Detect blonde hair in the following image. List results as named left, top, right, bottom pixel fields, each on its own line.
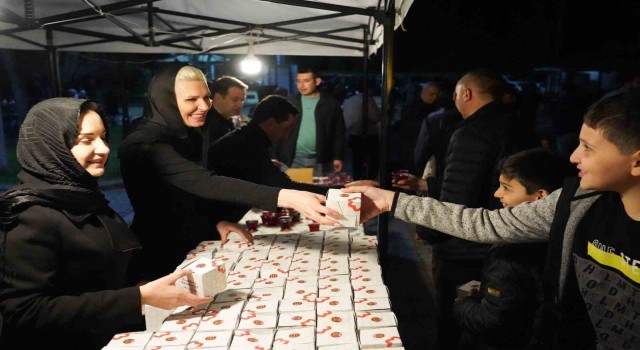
left=175, top=65, right=208, bottom=86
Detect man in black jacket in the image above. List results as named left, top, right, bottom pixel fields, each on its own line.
left=272, top=67, right=346, bottom=175
left=208, top=95, right=328, bottom=195
left=201, top=76, right=247, bottom=167
left=429, top=69, right=516, bottom=349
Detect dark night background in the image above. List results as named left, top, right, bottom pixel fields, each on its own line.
left=393, top=0, right=640, bottom=72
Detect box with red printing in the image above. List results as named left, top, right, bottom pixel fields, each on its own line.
left=186, top=330, right=232, bottom=348
left=106, top=331, right=152, bottom=348
left=145, top=331, right=194, bottom=348
left=325, top=189, right=360, bottom=227
left=350, top=274, right=384, bottom=288
left=356, top=310, right=397, bottom=329
left=272, top=327, right=315, bottom=348
left=315, top=323, right=358, bottom=347
left=197, top=310, right=239, bottom=331
left=238, top=311, right=278, bottom=329
left=159, top=313, right=202, bottom=332
left=353, top=297, right=392, bottom=312
left=229, top=329, right=274, bottom=349
left=359, top=326, right=403, bottom=348
left=353, top=284, right=389, bottom=299
left=278, top=310, right=317, bottom=327
left=283, top=285, right=318, bottom=300
left=248, top=287, right=284, bottom=301
left=177, top=257, right=226, bottom=297
left=318, top=283, right=353, bottom=298
left=278, top=297, right=316, bottom=313
left=316, top=296, right=353, bottom=313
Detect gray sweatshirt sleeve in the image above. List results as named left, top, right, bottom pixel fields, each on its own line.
left=393, top=188, right=562, bottom=243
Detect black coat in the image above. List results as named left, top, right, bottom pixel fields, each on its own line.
left=429, top=101, right=513, bottom=259
left=453, top=242, right=547, bottom=350
left=0, top=205, right=144, bottom=349
left=273, top=92, right=346, bottom=166
left=119, top=64, right=281, bottom=281
left=201, top=107, right=235, bottom=167
left=208, top=122, right=329, bottom=195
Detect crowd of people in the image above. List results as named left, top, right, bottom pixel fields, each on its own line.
left=0, top=63, right=638, bottom=350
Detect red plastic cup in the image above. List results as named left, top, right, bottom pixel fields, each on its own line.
left=261, top=210, right=272, bottom=225
left=391, top=169, right=409, bottom=182
left=308, top=222, right=320, bottom=232
left=279, top=216, right=292, bottom=231
left=246, top=219, right=259, bottom=233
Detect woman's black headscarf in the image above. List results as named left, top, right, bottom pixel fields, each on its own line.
left=120, top=63, right=203, bottom=157
left=0, top=97, right=109, bottom=223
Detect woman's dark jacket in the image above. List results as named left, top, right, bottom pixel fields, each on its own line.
left=118, top=64, right=281, bottom=281
left=0, top=98, right=144, bottom=349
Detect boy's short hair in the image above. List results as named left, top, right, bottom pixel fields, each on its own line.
left=250, top=95, right=299, bottom=124
left=499, top=148, right=574, bottom=194
left=584, top=90, right=640, bottom=154
left=210, top=76, right=248, bottom=97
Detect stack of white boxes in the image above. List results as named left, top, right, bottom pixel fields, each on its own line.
left=105, top=214, right=404, bottom=349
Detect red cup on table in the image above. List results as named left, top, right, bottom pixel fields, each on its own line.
left=279, top=216, right=292, bottom=231
left=308, top=222, right=320, bottom=232
left=391, top=169, right=410, bottom=182
left=245, top=219, right=259, bottom=233
left=261, top=210, right=272, bottom=225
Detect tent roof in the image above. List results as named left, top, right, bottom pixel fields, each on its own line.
left=0, top=0, right=413, bottom=56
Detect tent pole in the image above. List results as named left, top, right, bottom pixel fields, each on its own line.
left=119, top=57, right=130, bottom=135
left=361, top=27, right=369, bottom=161
left=378, top=0, right=395, bottom=269
left=46, top=29, right=61, bottom=97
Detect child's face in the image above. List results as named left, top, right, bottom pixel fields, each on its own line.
left=494, top=175, right=539, bottom=207
left=570, top=124, right=636, bottom=192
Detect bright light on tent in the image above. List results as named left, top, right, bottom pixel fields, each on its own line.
left=240, top=53, right=262, bottom=75
left=240, top=32, right=262, bottom=75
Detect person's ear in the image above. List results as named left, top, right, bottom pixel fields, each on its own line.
left=537, top=189, right=551, bottom=200
left=630, top=150, right=640, bottom=177
left=463, top=87, right=472, bottom=102
left=315, top=77, right=322, bottom=87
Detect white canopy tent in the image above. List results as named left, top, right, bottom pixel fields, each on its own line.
left=0, top=0, right=413, bottom=56
left=0, top=0, right=416, bottom=262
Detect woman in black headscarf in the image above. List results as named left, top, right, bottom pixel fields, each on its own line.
left=0, top=98, right=212, bottom=350
left=119, top=64, right=338, bottom=282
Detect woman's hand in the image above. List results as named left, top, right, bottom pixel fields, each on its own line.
left=139, top=269, right=213, bottom=310
left=341, top=186, right=395, bottom=223
left=277, top=189, right=340, bottom=225
left=216, top=220, right=253, bottom=246
left=392, top=173, right=427, bottom=192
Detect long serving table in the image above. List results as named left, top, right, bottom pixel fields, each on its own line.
left=104, top=209, right=404, bottom=349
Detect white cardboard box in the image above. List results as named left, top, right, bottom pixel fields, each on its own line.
left=105, top=331, right=152, bottom=348
left=356, top=310, right=398, bottom=329
left=229, top=329, right=275, bottom=349
left=144, top=305, right=176, bottom=332
left=272, top=327, right=315, bottom=348
left=353, top=297, right=392, bottom=312
left=145, top=331, right=194, bottom=347
left=457, top=280, right=481, bottom=298
left=177, top=257, right=227, bottom=297
left=186, top=330, right=233, bottom=348
left=277, top=310, right=317, bottom=327
left=325, top=189, right=361, bottom=227
left=359, top=326, right=403, bottom=348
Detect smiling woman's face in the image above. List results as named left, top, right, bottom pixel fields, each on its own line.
left=71, top=110, right=109, bottom=177
left=175, top=80, right=212, bottom=128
